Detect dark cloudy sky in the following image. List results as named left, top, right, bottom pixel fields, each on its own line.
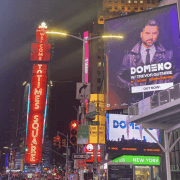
left=0, top=0, right=100, bottom=141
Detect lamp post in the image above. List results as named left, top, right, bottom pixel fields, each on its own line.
left=47, top=31, right=124, bottom=180
left=56, top=131, right=74, bottom=180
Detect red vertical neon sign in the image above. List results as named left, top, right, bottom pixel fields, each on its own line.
left=25, top=64, right=47, bottom=163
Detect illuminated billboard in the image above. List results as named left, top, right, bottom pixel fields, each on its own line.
left=106, top=114, right=161, bottom=155
left=25, top=64, right=47, bottom=164
left=30, top=25, right=51, bottom=62
left=104, top=4, right=180, bottom=109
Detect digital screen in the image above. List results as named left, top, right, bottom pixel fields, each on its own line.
left=104, top=4, right=180, bottom=109
left=106, top=114, right=161, bottom=155
left=107, top=114, right=160, bottom=143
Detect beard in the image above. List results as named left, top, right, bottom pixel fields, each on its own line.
left=142, top=39, right=155, bottom=47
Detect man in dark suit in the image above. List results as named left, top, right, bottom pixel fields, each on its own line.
left=117, top=20, right=177, bottom=103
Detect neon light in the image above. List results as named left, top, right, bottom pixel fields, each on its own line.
left=25, top=64, right=47, bottom=164
left=106, top=113, right=109, bottom=141
left=42, top=85, right=49, bottom=143
left=26, top=83, right=31, bottom=137
left=84, top=31, right=89, bottom=104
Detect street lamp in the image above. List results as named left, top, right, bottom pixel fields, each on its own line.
left=47, top=31, right=124, bottom=180
left=3, top=147, right=9, bottom=149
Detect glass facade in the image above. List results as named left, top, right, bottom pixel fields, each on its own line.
left=135, top=166, right=160, bottom=180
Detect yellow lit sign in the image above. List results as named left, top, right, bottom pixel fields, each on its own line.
left=89, top=94, right=105, bottom=144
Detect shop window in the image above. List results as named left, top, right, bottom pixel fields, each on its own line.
left=140, top=7, right=143, bottom=10
left=122, top=6, right=125, bottom=10
left=135, top=166, right=151, bottom=180
left=134, top=7, right=138, bottom=10
left=97, top=62, right=102, bottom=67
left=115, top=0, right=118, bottom=3
left=115, top=6, right=118, bottom=10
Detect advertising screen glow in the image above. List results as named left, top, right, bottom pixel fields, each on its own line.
left=104, top=4, right=180, bottom=109
left=107, top=114, right=160, bottom=143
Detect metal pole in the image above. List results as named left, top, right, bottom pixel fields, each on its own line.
left=65, top=134, right=69, bottom=180
left=164, top=130, right=171, bottom=180
left=79, top=37, right=85, bottom=180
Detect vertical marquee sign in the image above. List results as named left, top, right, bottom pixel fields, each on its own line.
left=25, top=22, right=50, bottom=164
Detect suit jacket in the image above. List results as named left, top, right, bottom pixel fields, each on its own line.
left=116, top=41, right=176, bottom=103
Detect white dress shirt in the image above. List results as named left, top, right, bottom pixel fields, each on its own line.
left=140, top=44, right=156, bottom=64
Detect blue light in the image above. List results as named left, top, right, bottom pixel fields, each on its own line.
left=42, top=85, right=49, bottom=143
left=106, top=113, right=109, bottom=141
left=26, top=83, right=31, bottom=137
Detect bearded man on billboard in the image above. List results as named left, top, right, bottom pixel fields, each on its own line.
left=116, top=20, right=178, bottom=103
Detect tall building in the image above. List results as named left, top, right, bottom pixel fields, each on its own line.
left=98, top=0, right=159, bottom=25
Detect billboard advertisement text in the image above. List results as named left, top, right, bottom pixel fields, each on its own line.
left=104, top=4, right=180, bottom=109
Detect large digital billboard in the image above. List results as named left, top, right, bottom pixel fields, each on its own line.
left=106, top=114, right=161, bottom=155
left=104, top=4, right=180, bottom=109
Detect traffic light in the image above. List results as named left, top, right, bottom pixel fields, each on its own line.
left=53, top=136, right=61, bottom=149
left=70, top=120, right=78, bottom=145
left=62, top=139, right=66, bottom=147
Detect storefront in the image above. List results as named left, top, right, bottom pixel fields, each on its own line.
left=112, top=155, right=161, bottom=180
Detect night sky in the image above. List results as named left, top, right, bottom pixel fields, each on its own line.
left=0, top=0, right=99, bottom=143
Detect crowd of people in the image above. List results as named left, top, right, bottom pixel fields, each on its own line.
left=0, top=174, right=64, bottom=180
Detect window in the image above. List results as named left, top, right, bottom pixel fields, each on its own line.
left=97, top=70, right=101, bottom=76
left=115, top=6, right=118, bottom=9
left=97, top=86, right=101, bottom=92
left=140, top=7, right=144, bottom=10
left=98, top=46, right=102, bottom=52
left=122, top=6, right=125, bottom=10
left=97, top=78, right=101, bottom=83
left=147, top=0, right=150, bottom=3
left=100, top=18, right=104, bottom=21
left=97, top=55, right=101, bottom=59
left=121, top=0, right=125, bottom=3
left=109, top=5, right=112, bottom=9
left=152, top=0, right=155, bottom=3
left=97, top=62, right=101, bottom=67
left=134, top=0, right=137, bottom=3
left=108, top=0, right=112, bottom=2
left=134, top=7, right=138, bottom=10
left=128, top=7, right=131, bottom=10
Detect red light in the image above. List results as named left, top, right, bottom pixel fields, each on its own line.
left=72, top=123, right=77, bottom=128
left=70, top=120, right=78, bottom=129
left=25, top=63, right=47, bottom=164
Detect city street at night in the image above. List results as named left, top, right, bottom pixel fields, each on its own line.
left=0, top=0, right=180, bottom=180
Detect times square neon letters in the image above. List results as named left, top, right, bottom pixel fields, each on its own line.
left=25, top=64, right=47, bottom=163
